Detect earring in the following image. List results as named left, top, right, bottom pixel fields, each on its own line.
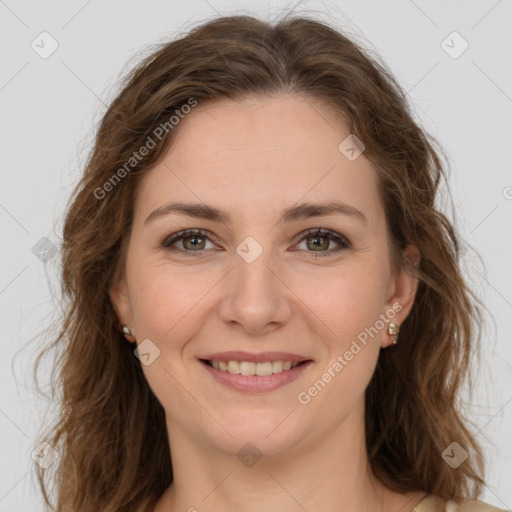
left=122, top=324, right=136, bottom=342
left=388, top=322, right=400, bottom=345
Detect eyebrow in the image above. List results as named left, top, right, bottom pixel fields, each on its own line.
left=144, top=200, right=368, bottom=226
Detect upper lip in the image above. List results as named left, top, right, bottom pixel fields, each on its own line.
left=200, top=351, right=312, bottom=363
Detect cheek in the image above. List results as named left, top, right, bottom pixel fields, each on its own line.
left=126, top=263, right=207, bottom=410
left=295, top=269, right=386, bottom=413
left=292, top=261, right=389, bottom=341
left=128, top=259, right=219, bottom=342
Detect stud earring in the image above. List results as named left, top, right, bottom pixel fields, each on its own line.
left=121, top=324, right=136, bottom=342
left=388, top=322, right=400, bottom=345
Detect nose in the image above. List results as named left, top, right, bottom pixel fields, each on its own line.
left=218, top=247, right=293, bottom=336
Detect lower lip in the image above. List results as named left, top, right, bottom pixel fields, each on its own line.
left=199, top=360, right=313, bottom=393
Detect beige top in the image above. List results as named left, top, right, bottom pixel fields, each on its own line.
left=143, top=494, right=509, bottom=512
left=412, top=495, right=509, bottom=512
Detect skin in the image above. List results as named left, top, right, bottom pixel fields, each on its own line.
left=110, top=94, right=425, bottom=512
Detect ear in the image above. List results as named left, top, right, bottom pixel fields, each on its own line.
left=109, top=275, right=135, bottom=340
left=382, top=244, right=421, bottom=347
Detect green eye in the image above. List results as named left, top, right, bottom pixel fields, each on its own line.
left=162, top=229, right=212, bottom=256
left=294, top=228, right=351, bottom=258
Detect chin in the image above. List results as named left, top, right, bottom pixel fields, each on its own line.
left=198, top=408, right=311, bottom=459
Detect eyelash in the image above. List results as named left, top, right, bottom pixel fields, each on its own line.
left=161, top=228, right=351, bottom=259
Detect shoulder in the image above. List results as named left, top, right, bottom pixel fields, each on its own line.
left=413, top=495, right=510, bottom=512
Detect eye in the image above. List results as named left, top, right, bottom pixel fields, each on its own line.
left=161, top=227, right=351, bottom=258
left=293, top=228, right=351, bottom=258
left=161, top=229, right=216, bottom=257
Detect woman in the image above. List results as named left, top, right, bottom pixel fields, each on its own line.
left=33, top=13, right=507, bottom=512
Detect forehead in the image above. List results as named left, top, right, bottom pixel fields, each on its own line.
left=134, top=94, right=383, bottom=227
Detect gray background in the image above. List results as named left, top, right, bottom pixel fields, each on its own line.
left=1, top=0, right=511, bottom=510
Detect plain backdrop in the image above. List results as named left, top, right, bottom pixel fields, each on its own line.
left=1, top=0, right=511, bottom=510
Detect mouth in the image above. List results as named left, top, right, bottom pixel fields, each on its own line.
left=198, top=357, right=314, bottom=393
left=199, top=358, right=311, bottom=376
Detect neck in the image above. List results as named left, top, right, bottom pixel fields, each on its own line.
left=154, top=401, right=427, bottom=512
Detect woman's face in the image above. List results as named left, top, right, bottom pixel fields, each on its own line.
left=110, top=94, right=419, bottom=459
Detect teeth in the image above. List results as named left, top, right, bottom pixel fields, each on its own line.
left=227, top=361, right=239, bottom=374
left=256, top=362, right=273, bottom=376
left=272, top=361, right=283, bottom=373
left=240, top=361, right=256, bottom=375
left=208, top=360, right=302, bottom=376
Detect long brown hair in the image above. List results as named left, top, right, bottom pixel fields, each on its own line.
left=33, top=12, right=487, bottom=511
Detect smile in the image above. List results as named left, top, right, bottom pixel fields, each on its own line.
left=199, top=358, right=313, bottom=393
left=203, top=359, right=305, bottom=376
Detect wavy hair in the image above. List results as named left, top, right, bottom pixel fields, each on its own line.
left=33, top=13, right=487, bottom=511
